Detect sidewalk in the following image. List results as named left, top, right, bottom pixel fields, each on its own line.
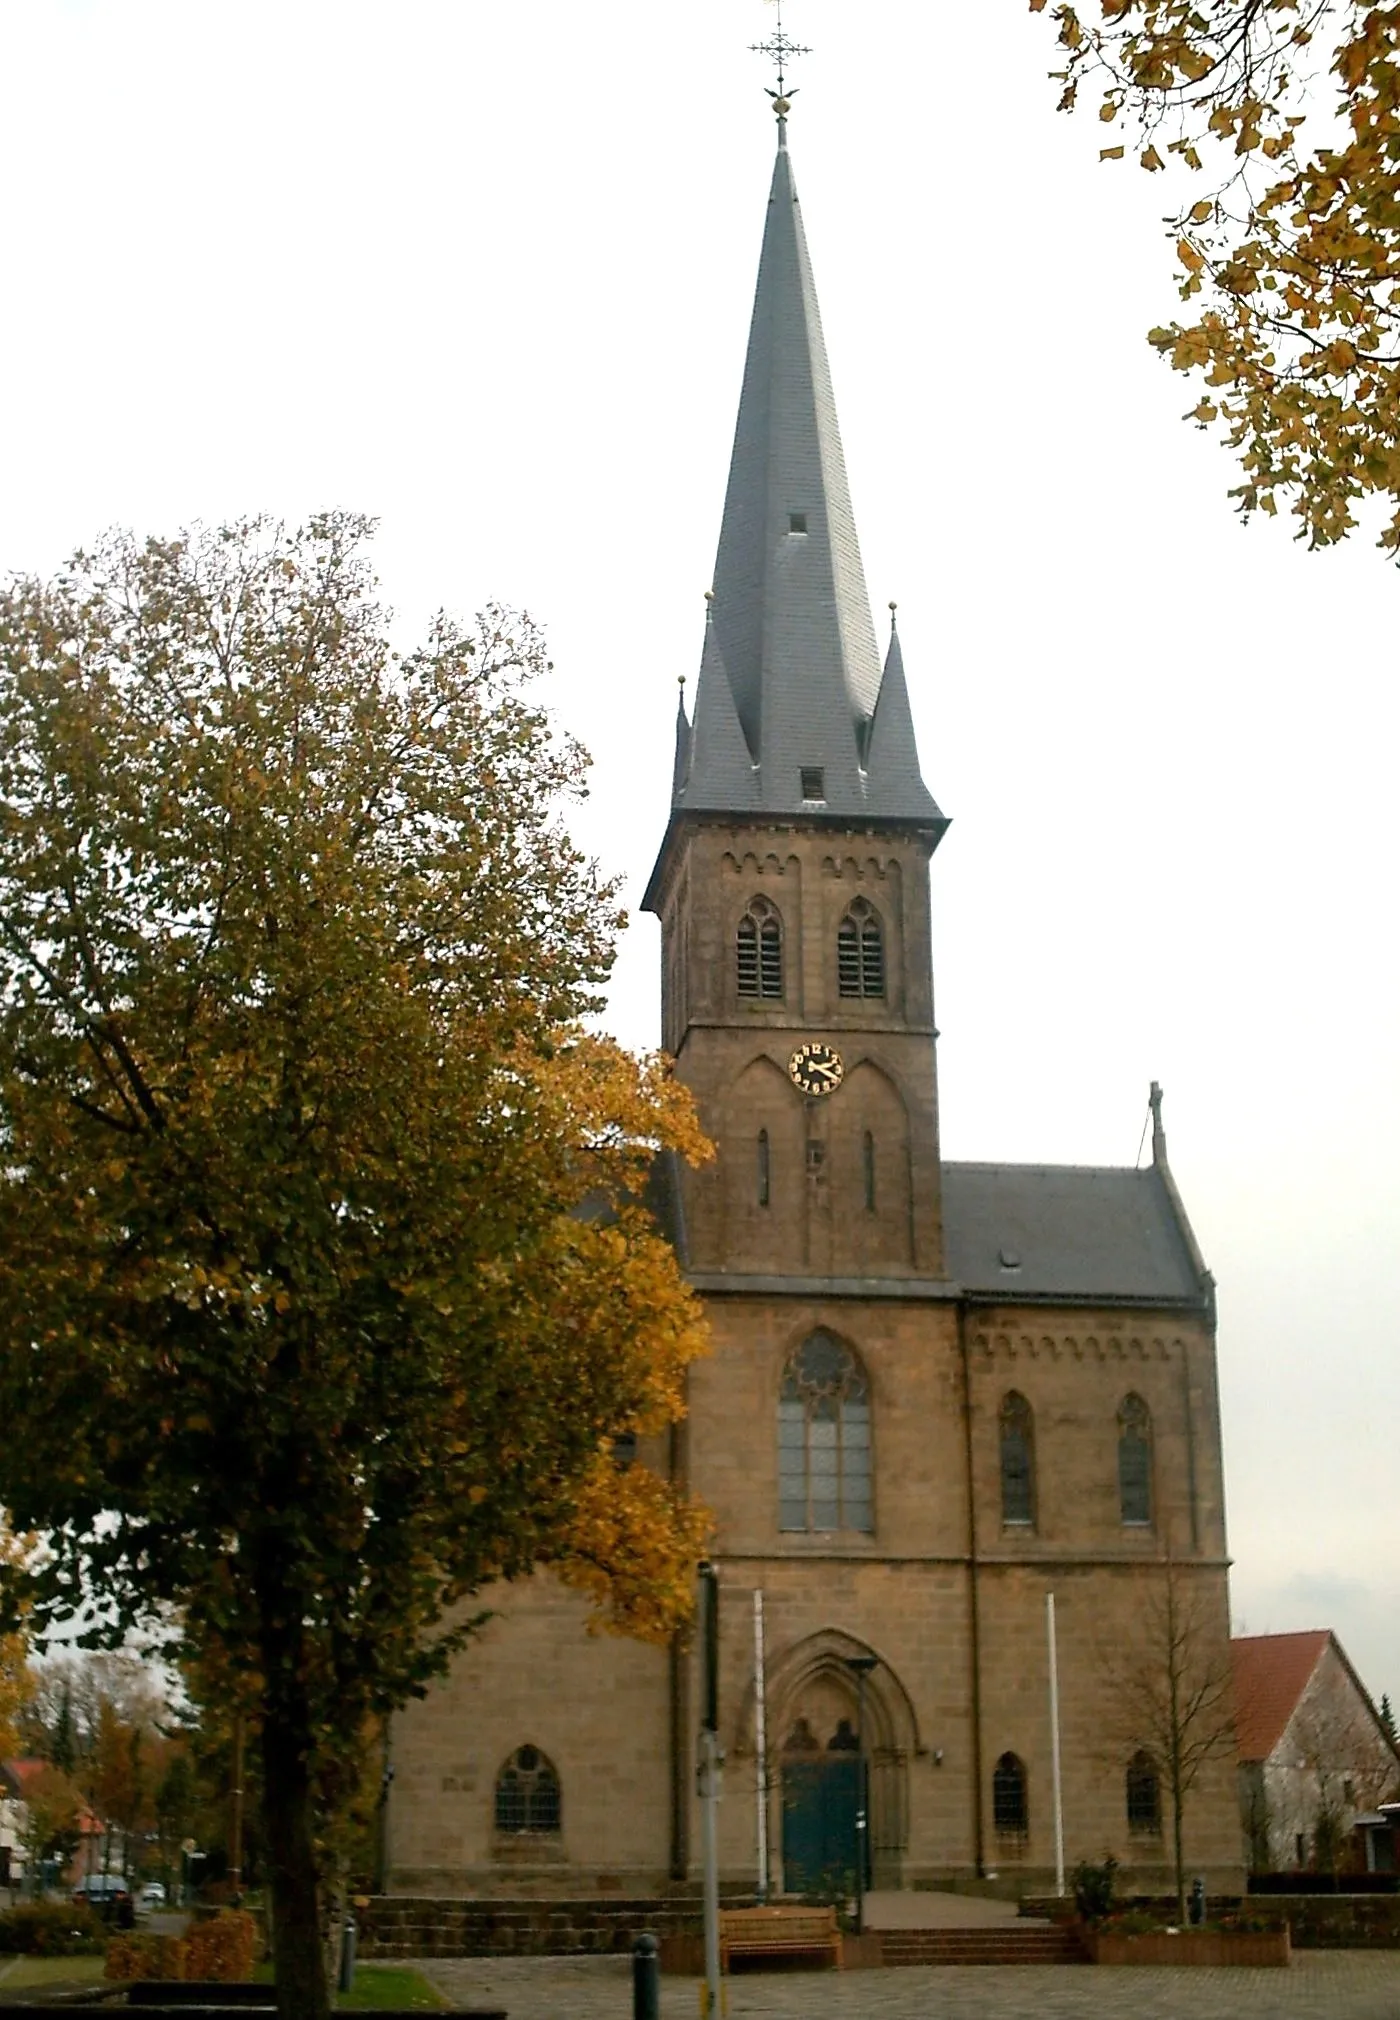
left=420, top=1948, right=1400, bottom=2020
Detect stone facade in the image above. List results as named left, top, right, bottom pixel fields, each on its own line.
left=387, top=820, right=1243, bottom=1897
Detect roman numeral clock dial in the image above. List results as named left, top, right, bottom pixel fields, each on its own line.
left=788, top=1042, right=844, bottom=1097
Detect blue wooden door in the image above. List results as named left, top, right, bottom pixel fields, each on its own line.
left=781, top=1756, right=860, bottom=1895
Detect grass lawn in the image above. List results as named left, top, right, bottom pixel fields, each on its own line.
left=0, top=1953, right=107, bottom=1989
left=335, top=1964, right=445, bottom=2009
left=250, top=1959, right=444, bottom=2010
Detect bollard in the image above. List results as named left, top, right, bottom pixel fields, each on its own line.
left=338, top=1913, right=357, bottom=1993
left=632, top=1930, right=660, bottom=2020
left=1189, top=1876, right=1206, bottom=1927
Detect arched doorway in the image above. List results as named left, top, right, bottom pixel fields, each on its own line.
left=733, top=1631, right=918, bottom=1894
left=778, top=1697, right=864, bottom=1895
left=731, top=1624, right=917, bottom=1890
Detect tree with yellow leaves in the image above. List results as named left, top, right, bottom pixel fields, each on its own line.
left=1033, top=0, right=1400, bottom=552
left=0, top=517, right=710, bottom=2018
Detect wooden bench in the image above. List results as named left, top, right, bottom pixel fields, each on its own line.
left=718, top=1904, right=843, bottom=1971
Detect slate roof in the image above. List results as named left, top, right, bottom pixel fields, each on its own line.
left=940, top=1161, right=1208, bottom=1305
left=641, top=1153, right=1209, bottom=1308
left=671, top=130, right=943, bottom=828
left=1231, top=1632, right=1333, bottom=1763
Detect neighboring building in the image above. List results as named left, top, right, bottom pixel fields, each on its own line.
left=0, top=1757, right=106, bottom=1892
left=387, top=99, right=1243, bottom=1899
left=1233, top=1631, right=1400, bottom=1872
left=0, top=1759, right=26, bottom=1889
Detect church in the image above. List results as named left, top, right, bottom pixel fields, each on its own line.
left=387, top=91, right=1244, bottom=1902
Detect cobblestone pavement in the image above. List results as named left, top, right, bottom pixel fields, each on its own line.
left=420, top=1949, right=1400, bottom=2020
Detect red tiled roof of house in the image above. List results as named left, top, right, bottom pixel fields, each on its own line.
left=0, top=1757, right=48, bottom=1793
left=1232, top=1631, right=1330, bottom=1763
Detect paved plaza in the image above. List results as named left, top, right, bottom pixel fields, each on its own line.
left=421, top=1949, right=1400, bottom=2020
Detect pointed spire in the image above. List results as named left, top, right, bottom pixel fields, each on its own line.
left=671, top=676, right=691, bottom=799
left=701, top=136, right=877, bottom=816
left=865, top=603, right=946, bottom=823
left=661, top=127, right=942, bottom=841
left=676, top=597, right=758, bottom=811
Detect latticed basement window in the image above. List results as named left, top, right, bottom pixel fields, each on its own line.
left=1118, top=1394, right=1153, bottom=1527
left=494, top=1745, right=561, bottom=1834
left=999, top=1392, right=1035, bottom=1528
left=736, top=898, right=783, bottom=999
left=992, top=1752, right=1028, bottom=1837
left=837, top=897, right=884, bottom=998
left=778, top=1330, right=873, bottom=1534
left=1126, top=1751, right=1161, bottom=1835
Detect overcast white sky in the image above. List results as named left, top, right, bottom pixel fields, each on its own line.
left=2, top=2, right=1396, bottom=1725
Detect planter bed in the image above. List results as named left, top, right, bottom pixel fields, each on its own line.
left=1087, top=1926, right=1290, bottom=1967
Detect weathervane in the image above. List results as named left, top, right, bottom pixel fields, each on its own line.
left=750, top=0, right=810, bottom=114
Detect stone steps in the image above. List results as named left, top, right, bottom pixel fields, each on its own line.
left=877, top=1926, right=1085, bottom=1967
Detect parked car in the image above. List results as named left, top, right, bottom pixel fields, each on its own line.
left=72, top=1873, right=133, bottom=1921
left=138, top=1881, right=167, bottom=1908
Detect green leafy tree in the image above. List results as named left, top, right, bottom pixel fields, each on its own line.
left=1380, top=1693, right=1398, bottom=1751
left=0, top=516, right=710, bottom=2019
left=1033, top=0, right=1400, bottom=552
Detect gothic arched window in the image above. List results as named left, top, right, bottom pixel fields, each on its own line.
left=1126, top=1750, right=1161, bottom=1835
left=757, top=1129, right=771, bottom=1208
left=837, top=897, right=884, bottom=999
left=493, top=1745, right=561, bottom=1835
left=862, top=1130, right=876, bottom=1213
left=736, top=897, right=783, bottom=1000
left=999, top=1392, right=1036, bottom=1528
left=992, top=1752, right=1028, bottom=1837
left=1118, top=1394, right=1153, bottom=1527
left=778, top=1330, right=873, bottom=1534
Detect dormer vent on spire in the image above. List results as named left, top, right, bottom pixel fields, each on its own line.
left=669, top=133, right=945, bottom=829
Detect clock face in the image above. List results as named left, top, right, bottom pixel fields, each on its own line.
left=788, top=1042, right=845, bottom=1097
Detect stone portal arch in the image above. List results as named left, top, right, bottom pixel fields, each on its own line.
left=733, top=1627, right=918, bottom=1890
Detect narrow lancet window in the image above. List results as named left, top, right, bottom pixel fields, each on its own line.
left=1126, top=1752, right=1161, bottom=1834
left=736, top=897, right=783, bottom=999
left=999, top=1392, right=1035, bottom=1528
left=1118, top=1394, right=1153, bottom=1527
left=992, top=1752, right=1028, bottom=1837
left=757, top=1129, right=771, bottom=1208
left=837, top=896, right=884, bottom=999
left=862, top=1131, right=876, bottom=1212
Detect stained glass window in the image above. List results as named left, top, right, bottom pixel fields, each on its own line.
left=778, top=1331, right=873, bottom=1533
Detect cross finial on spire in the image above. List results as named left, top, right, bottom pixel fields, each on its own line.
left=1149, top=1080, right=1167, bottom=1165
left=750, top=0, right=810, bottom=131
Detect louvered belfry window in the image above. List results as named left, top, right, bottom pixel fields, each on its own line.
left=837, top=896, right=884, bottom=999
left=736, top=897, right=783, bottom=999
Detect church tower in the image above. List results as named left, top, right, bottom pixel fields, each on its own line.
left=643, top=111, right=949, bottom=1284
left=385, top=63, right=1241, bottom=1911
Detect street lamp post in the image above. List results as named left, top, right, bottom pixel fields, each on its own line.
left=843, top=1655, right=879, bottom=1937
